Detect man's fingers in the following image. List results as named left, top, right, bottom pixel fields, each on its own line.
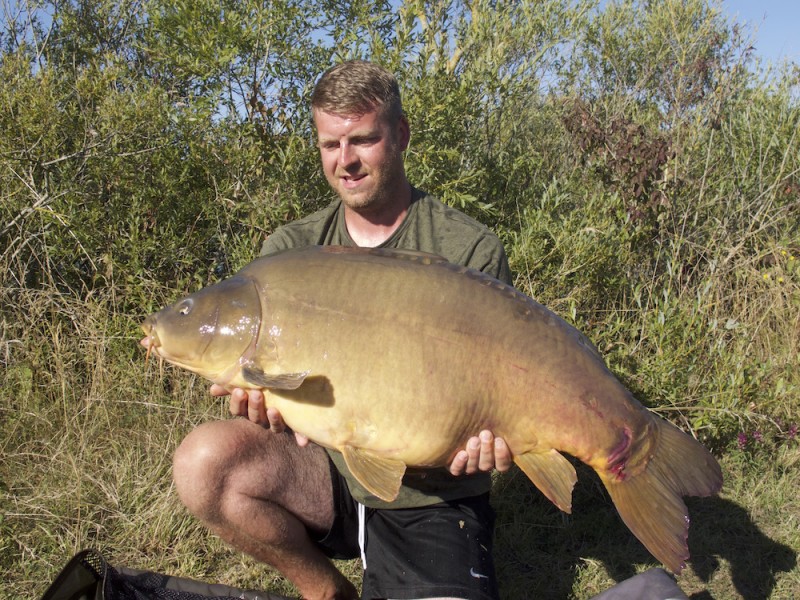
left=229, top=388, right=249, bottom=417
left=449, top=450, right=469, bottom=476
left=494, top=437, right=512, bottom=472
left=478, top=430, right=495, bottom=471
left=244, top=390, right=268, bottom=426
left=465, top=436, right=481, bottom=474
left=266, top=406, right=285, bottom=433
left=210, top=383, right=230, bottom=397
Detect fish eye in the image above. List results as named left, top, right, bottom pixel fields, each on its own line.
left=177, top=299, right=193, bottom=315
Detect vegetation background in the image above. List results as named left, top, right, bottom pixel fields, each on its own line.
left=1, top=0, right=797, bottom=597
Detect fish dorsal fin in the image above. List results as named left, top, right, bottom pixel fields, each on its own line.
left=365, top=247, right=448, bottom=265
left=341, top=445, right=406, bottom=503
left=320, top=245, right=447, bottom=265
left=515, top=449, right=577, bottom=513
left=242, top=367, right=309, bottom=390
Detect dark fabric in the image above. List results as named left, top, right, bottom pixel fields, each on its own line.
left=40, top=550, right=289, bottom=600
left=314, top=452, right=360, bottom=559
left=361, top=494, right=498, bottom=600
left=314, top=464, right=499, bottom=600
left=40, top=549, right=105, bottom=600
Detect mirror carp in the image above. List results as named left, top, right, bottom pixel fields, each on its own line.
left=141, top=245, right=722, bottom=574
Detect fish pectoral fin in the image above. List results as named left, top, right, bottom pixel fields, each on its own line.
left=515, top=449, right=577, bottom=514
left=341, top=445, right=406, bottom=503
left=242, top=367, right=310, bottom=390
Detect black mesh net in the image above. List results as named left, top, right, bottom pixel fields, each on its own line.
left=42, top=550, right=288, bottom=600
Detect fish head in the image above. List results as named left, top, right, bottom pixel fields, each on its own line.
left=140, top=275, right=261, bottom=384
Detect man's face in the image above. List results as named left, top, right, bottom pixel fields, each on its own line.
left=314, top=107, right=410, bottom=214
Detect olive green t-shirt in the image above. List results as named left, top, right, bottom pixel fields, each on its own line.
left=261, top=188, right=512, bottom=508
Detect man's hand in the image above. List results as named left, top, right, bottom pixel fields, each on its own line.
left=449, top=430, right=512, bottom=476
left=210, top=384, right=309, bottom=446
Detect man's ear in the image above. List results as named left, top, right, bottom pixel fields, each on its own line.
left=396, top=115, right=411, bottom=151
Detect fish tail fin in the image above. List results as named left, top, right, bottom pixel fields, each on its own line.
left=600, top=420, right=722, bottom=574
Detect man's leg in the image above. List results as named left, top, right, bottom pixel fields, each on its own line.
left=172, top=418, right=359, bottom=600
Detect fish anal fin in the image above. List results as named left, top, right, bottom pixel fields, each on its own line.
left=600, top=420, right=723, bottom=574
left=242, top=367, right=309, bottom=390
left=341, top=445, right=406, bottom=503
left=515, top=449, right=577, bottom=513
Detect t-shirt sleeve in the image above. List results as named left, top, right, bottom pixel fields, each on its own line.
left=260, top=229, right=294, bottom=257
left=460, top=233, right=513, bottom=286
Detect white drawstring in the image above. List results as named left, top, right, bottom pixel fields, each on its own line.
left=357, top=501, right=367, bottom=570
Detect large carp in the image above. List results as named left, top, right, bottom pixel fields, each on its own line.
left=141, top=245, right=721, bottom=574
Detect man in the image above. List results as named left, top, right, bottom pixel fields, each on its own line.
left=172, top=60, right=513, bottom=600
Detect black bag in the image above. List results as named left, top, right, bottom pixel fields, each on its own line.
left=40, top=549, right=291, bottom=600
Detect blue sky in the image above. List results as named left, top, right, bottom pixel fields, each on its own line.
left=722, top=0, right=799, bottom=64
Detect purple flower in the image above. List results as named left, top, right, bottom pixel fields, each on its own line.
left=737, top=432, right=747, bottom=449
left=788, top=424, right=798, bottom=440
left=753, top=430, right=764, bottom=444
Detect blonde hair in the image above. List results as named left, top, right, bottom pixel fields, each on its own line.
left=311, top=60, right=403, bottom=124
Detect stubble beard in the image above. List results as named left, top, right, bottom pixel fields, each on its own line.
left=336, top=159, right=406, bottom=217
left=339, top=179, right=392, bottom=214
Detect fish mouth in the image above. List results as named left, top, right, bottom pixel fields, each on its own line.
left=140, top=320, right=160, bottom=364
left=138, top=313, right=221, bottom=378
left=138, top=326, right=192, bottom=372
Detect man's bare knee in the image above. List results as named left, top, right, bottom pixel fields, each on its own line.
left=173, top=419, right=334, bottom=530
left=173, top=420, right=233, bottom=519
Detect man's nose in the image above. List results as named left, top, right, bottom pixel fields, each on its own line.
left=338, top=143, right=356, bottom=167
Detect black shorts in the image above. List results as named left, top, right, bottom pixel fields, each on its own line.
left=313, top=459, right=499, bottom=600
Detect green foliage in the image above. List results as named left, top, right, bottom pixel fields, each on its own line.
left=394, top=0, right=593, bottom=222
left=2, top=0, right=798, bottom=597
